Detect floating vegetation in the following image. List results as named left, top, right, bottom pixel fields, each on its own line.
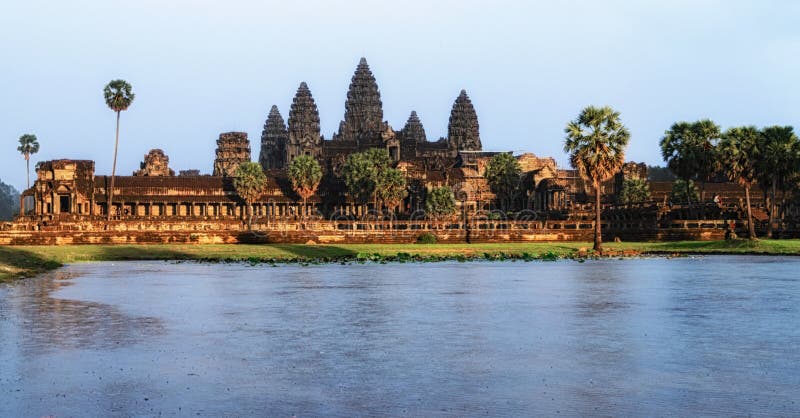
left=540, top=251, right=560, bottom=261
left=163, top=249, right=587, bottom=267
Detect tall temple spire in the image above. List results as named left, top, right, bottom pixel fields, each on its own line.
left=401, top=110, right=427, bottom=143
left=337, top=57, right=383, bottom=141
left=287, top=82, right=322, bottom=164
left=259, top=105, right=288, bottom=170
left=447, top=89, right=481, bottom=153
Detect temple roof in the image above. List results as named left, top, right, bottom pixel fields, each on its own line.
left=288, top=82, right=321, bottom=140
left=338, top=57, right=383, bottom=139
left=401, top=111, right=427, bottom=143
left=262, top=105, right=288, bottom=142
left=92, top=175, right=303, bottom=203
left=448, top=89, right=481, bottom=152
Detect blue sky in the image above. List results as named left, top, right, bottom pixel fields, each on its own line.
left=2, top=0, right=799, bottom=191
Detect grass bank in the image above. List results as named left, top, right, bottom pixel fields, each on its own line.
left=2, top=240, right=799, bottom=282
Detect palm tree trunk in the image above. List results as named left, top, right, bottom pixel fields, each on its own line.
left=107, top=111, right=121, bottom=221
left=768, top=175, right=777, bottom=238
left=700, top=180, right=706, bottom=220
left=745, top=184, right=756, bottom=240
left=25, top=154, right=30, bottom=190
left=594, top=180, right=603, bottom=254
left=686, top=179, right=693, bottom=219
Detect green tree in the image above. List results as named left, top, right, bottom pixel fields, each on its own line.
left=17, top=134, right=40, bottom=190
left=376, top=168, right=408, bottom=214
left=484, top=153, right=522, bottom=211
left=103, top=80, right=135, bottom=220
left=660, top=120, right=721, bottom=216
left=287, top=155, right=322, bottom=218
left=425, top=186, right=456, bottom=219
left=364, top=148, right=391, bottom=173
left=363, top=148, right=392, bottom=209
left=564, top=105, right=630, bottom=253
left=0, top=178, right=20, bottom=221
left=342, top=152, right=377, bottom=211
left=233, top=162, right=267, bottom=230
left=719, top=126, right=761, bottom=240
left=669, top=179, right=699, bottom=204
left=341, top=148, right=392, bottom=212
left=757, top=126, right=799, bottom=238
left=619, top=178, right=651, bottom=204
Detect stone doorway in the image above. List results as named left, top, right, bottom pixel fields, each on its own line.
left=58, top=195, right=71, bottom=213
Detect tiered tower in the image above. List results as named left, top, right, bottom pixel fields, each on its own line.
left=286, top=82, right=322, bottom=165
left=447, top=90, right=482, bottom=155
left=213, top=132, right=251, bottom=177
left=134, top=149, right=174, bottom=176
left=398, top=110, right=428, bottom=160
left=259, top=105, right=288, bottom=170
left=336, top=57, right=384, bottom=144
left=400, top=111, right=427, bottom=143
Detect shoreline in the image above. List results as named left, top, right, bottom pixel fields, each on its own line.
left=2, top=240, right=799, bottom=282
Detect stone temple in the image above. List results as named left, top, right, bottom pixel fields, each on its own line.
left=259, top=57, right=482, bottom=174
left=15, top=58, right=640, bottom=222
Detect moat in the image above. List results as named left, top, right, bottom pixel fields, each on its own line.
left=1, top=258, right=798, bottom=416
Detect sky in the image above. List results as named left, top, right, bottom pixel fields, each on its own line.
left=1, top=0, right=799, bottom=191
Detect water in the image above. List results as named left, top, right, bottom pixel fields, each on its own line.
left=1, top=257, right=798, bottom=417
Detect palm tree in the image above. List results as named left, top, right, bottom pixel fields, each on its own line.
left=342, top=151, right=378, bottom=214
left=484, top=153, right=522, bottom=211
left=564, top=105, right=630, bottom=253
left=376, top=168, right=408, bottom=218
left=233, top=162, right=268, bottom=230
left=619, top=178, right=651, bottom=204
left=287, top=155, right=323, bottom=218
left=364, top=148, right=392, bottom=210
left=660, top=119, right=720, bottom=217
left=719, top=126, right=761, bottom=240
left=691, top=119, right=722, bottom=217
left=17, top=134, right=39, bottom=189
left=425, top=186, right=456, bottom=220
left=103, top=80, right=135, bottom=220
left=757, top=126, right=798, bottom=238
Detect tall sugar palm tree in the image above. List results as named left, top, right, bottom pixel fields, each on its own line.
left=103, top=80, right=135, bottom=220
left=660, top=119, right=720, bottom=218
left=719, top=126, right=761, bottom=240
left=287, top=155, right=323, bottom=218
left=233, top=162, right=268, bottom=230
left=564, top=105, right=630, bottom=253
left=17, top=134, right=39, bottom=189
left=757, top=126, right=798, bottom=238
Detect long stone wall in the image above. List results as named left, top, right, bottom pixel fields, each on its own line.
left=2, top=219, right=795, bottom=245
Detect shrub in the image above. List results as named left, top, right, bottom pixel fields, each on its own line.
left=416, top=232, right=437, bottom=244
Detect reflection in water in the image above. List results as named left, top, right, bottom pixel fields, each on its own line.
left=9, top=271, right=164, bottom=355
left=0, top=257, right=799, bottom=416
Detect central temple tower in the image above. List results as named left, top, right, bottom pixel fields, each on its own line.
left=335, top=57, right=384, bottom=146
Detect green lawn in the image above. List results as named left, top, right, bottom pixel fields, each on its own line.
left=2, top=240, right=799, bottom=282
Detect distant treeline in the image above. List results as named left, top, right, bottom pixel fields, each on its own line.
left=0, top=179, right=20, bottom=221
left=647, top=165, right=676, bottom=182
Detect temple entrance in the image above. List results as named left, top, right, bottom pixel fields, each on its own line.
left=58, top=195, right=71, bottom=213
